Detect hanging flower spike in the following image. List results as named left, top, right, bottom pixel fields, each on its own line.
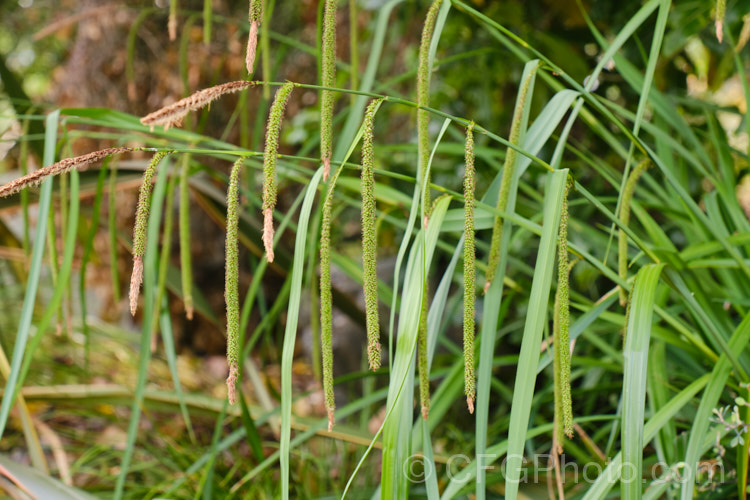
left=179, top=156, right=194, bottom=320
left=0, top=147, right=131, bottom=199
left=618, top=159, right=651, bottom=306
left=716, top=0, right=726, bottom=43
left=140, top=80, right=256, bottom=131
left=418, top=281, right=430, bottom=419
left=168, top=0, right=178, bottom=41
left=130, top=151, right=171, bottom=316
left=320, top=0, right=337, bottom=181
left=552, top=179, right=573, bottom=447
left=320, top=173, right=336, bottom=430
left=262, top=82, right=295, bottom=263
left=484, top=64, right=539, bottom=293
left=463, top=123, right=476, bottom=413
left=361, top=98, right=383, bottom=371
left=319, top=160, right=342, bottom=432
left=225, top=158, right=245, bottom=404
left=246, top=0, right=262, bottom=74
left=417, top=0, right=443, bottom=222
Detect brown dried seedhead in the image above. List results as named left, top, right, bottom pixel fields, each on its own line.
left=140, top=81, right=257, bottom=131
left=0, top=147, right=132, bottom=198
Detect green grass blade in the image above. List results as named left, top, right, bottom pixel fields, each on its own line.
left=238, top=392, right=264, bottom=462
left=679, top=312, right=750, bottom=499
left=442, top=373, right=710, bottom=499
left=421, top=418, right=440, bottom=500
left=80, top=162, right=109, bottom=367
left=388, top=119, right=451, bottom=365
left=198, top=399, right=228, bottom=500
left=380, top=196, right=451, bottom=499
left=0, top=110, right=58, bottom=440
left=108, top=164, right=121, bottom=303
left=503, top=168, right=568, bottom=500
left=203, top=0, right=212, bottom=45
left=644, top=425, right=728, bottom=500
left=343, top=196, right=451, bottom=499
left=113, top=156, right=171, bottom=499
left=0, top=336, right=48, bottom=473
left=333, top=0, right=404, bottom=160
left=279, top=167, right=324, bottom=500
left=607, top=0, right=670, bottom=264
left=582, top=373, right=711, bottom=500
left=476, top=59, right=540, bottom=499
left=621, top=263, right=664, bottom=500
left=15, top=167, right=79, bottom=461
left=158, top=295, right=196, bottom=444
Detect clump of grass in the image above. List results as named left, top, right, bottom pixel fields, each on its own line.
left=618, top=159, right=651, bottom=306
left=129, top=151, right=171, bottom=316
left=246, top=0, right=262, bottom=75
left=320, top=0, right=337, bottom=181
left=262, top=82, right=295, bottom=263
left=553, top=179, right=573, bottom=450
left=417, top=0, right=442, bottom=223
left=484, top=64, right=538, bottom=293
left=0, top=147, right=131, bottom=198
left=463, top=123, right=476, bottom=413
left=225, top=157, right=245, bottom=405
left=140, top=80, right=256, bottom=131
left=361, top=99, right=382, bottom=371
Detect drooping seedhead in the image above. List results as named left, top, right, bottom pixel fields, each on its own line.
left=261, top=82, right=295, bottom=262
left=140, top=81, right=256, bottom=131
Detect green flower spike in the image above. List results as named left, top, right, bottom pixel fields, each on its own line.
left=225, top=157, right=245, bottom=405
left=553, top=179, right=573, bottom=450
left=484, top=64, right=539, bottom=293
left=129, top=150, right=170, bottom=317
left=463, top=123, right=476, bottom=413
left=361, top=98, right=383, bottom=372
left=320, top=0, right=337, bottom=181
left=417, top=0, right=442, bottom=224
left=262, top=81, right=295, bottom=263
left=618, top=159, right=650, bottom=306
left=246, top=0, right=263, bottom=74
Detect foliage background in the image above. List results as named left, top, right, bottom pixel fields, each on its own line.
left=0, top=0, right=748, bottom=498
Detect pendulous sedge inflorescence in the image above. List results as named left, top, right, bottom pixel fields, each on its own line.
left=618, top=159, right=651, bottom=306
left=417, top=0, right=442, bottom=221
left=168, top=0, right=178, bottom=41
left=129, top=150, right=171, bottom=317
left=361, top=99, right=383, bottom=372
left=484, top=64, right=539, bottom=293
left=140, top=80, right=256, bottom=131
left=179, top=156, right=194, bottom=320
left=463, top=123, right=476, bottom=413
left=319, top=159, right=341, bottom=432
left=246, top=0, right=263, bottom=74
left=418, top=281, right=430, bottom=419
left=716, top=0, right=726, bottom=43
left=224, top=157, right=245, bottom=405
left=0, top=147, right=132, bottom=199
left=553, top=179, right=573, bottom=450
left=320, top=0, right=337, bottom=181
left=262, top=81, right=295, bottom=263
